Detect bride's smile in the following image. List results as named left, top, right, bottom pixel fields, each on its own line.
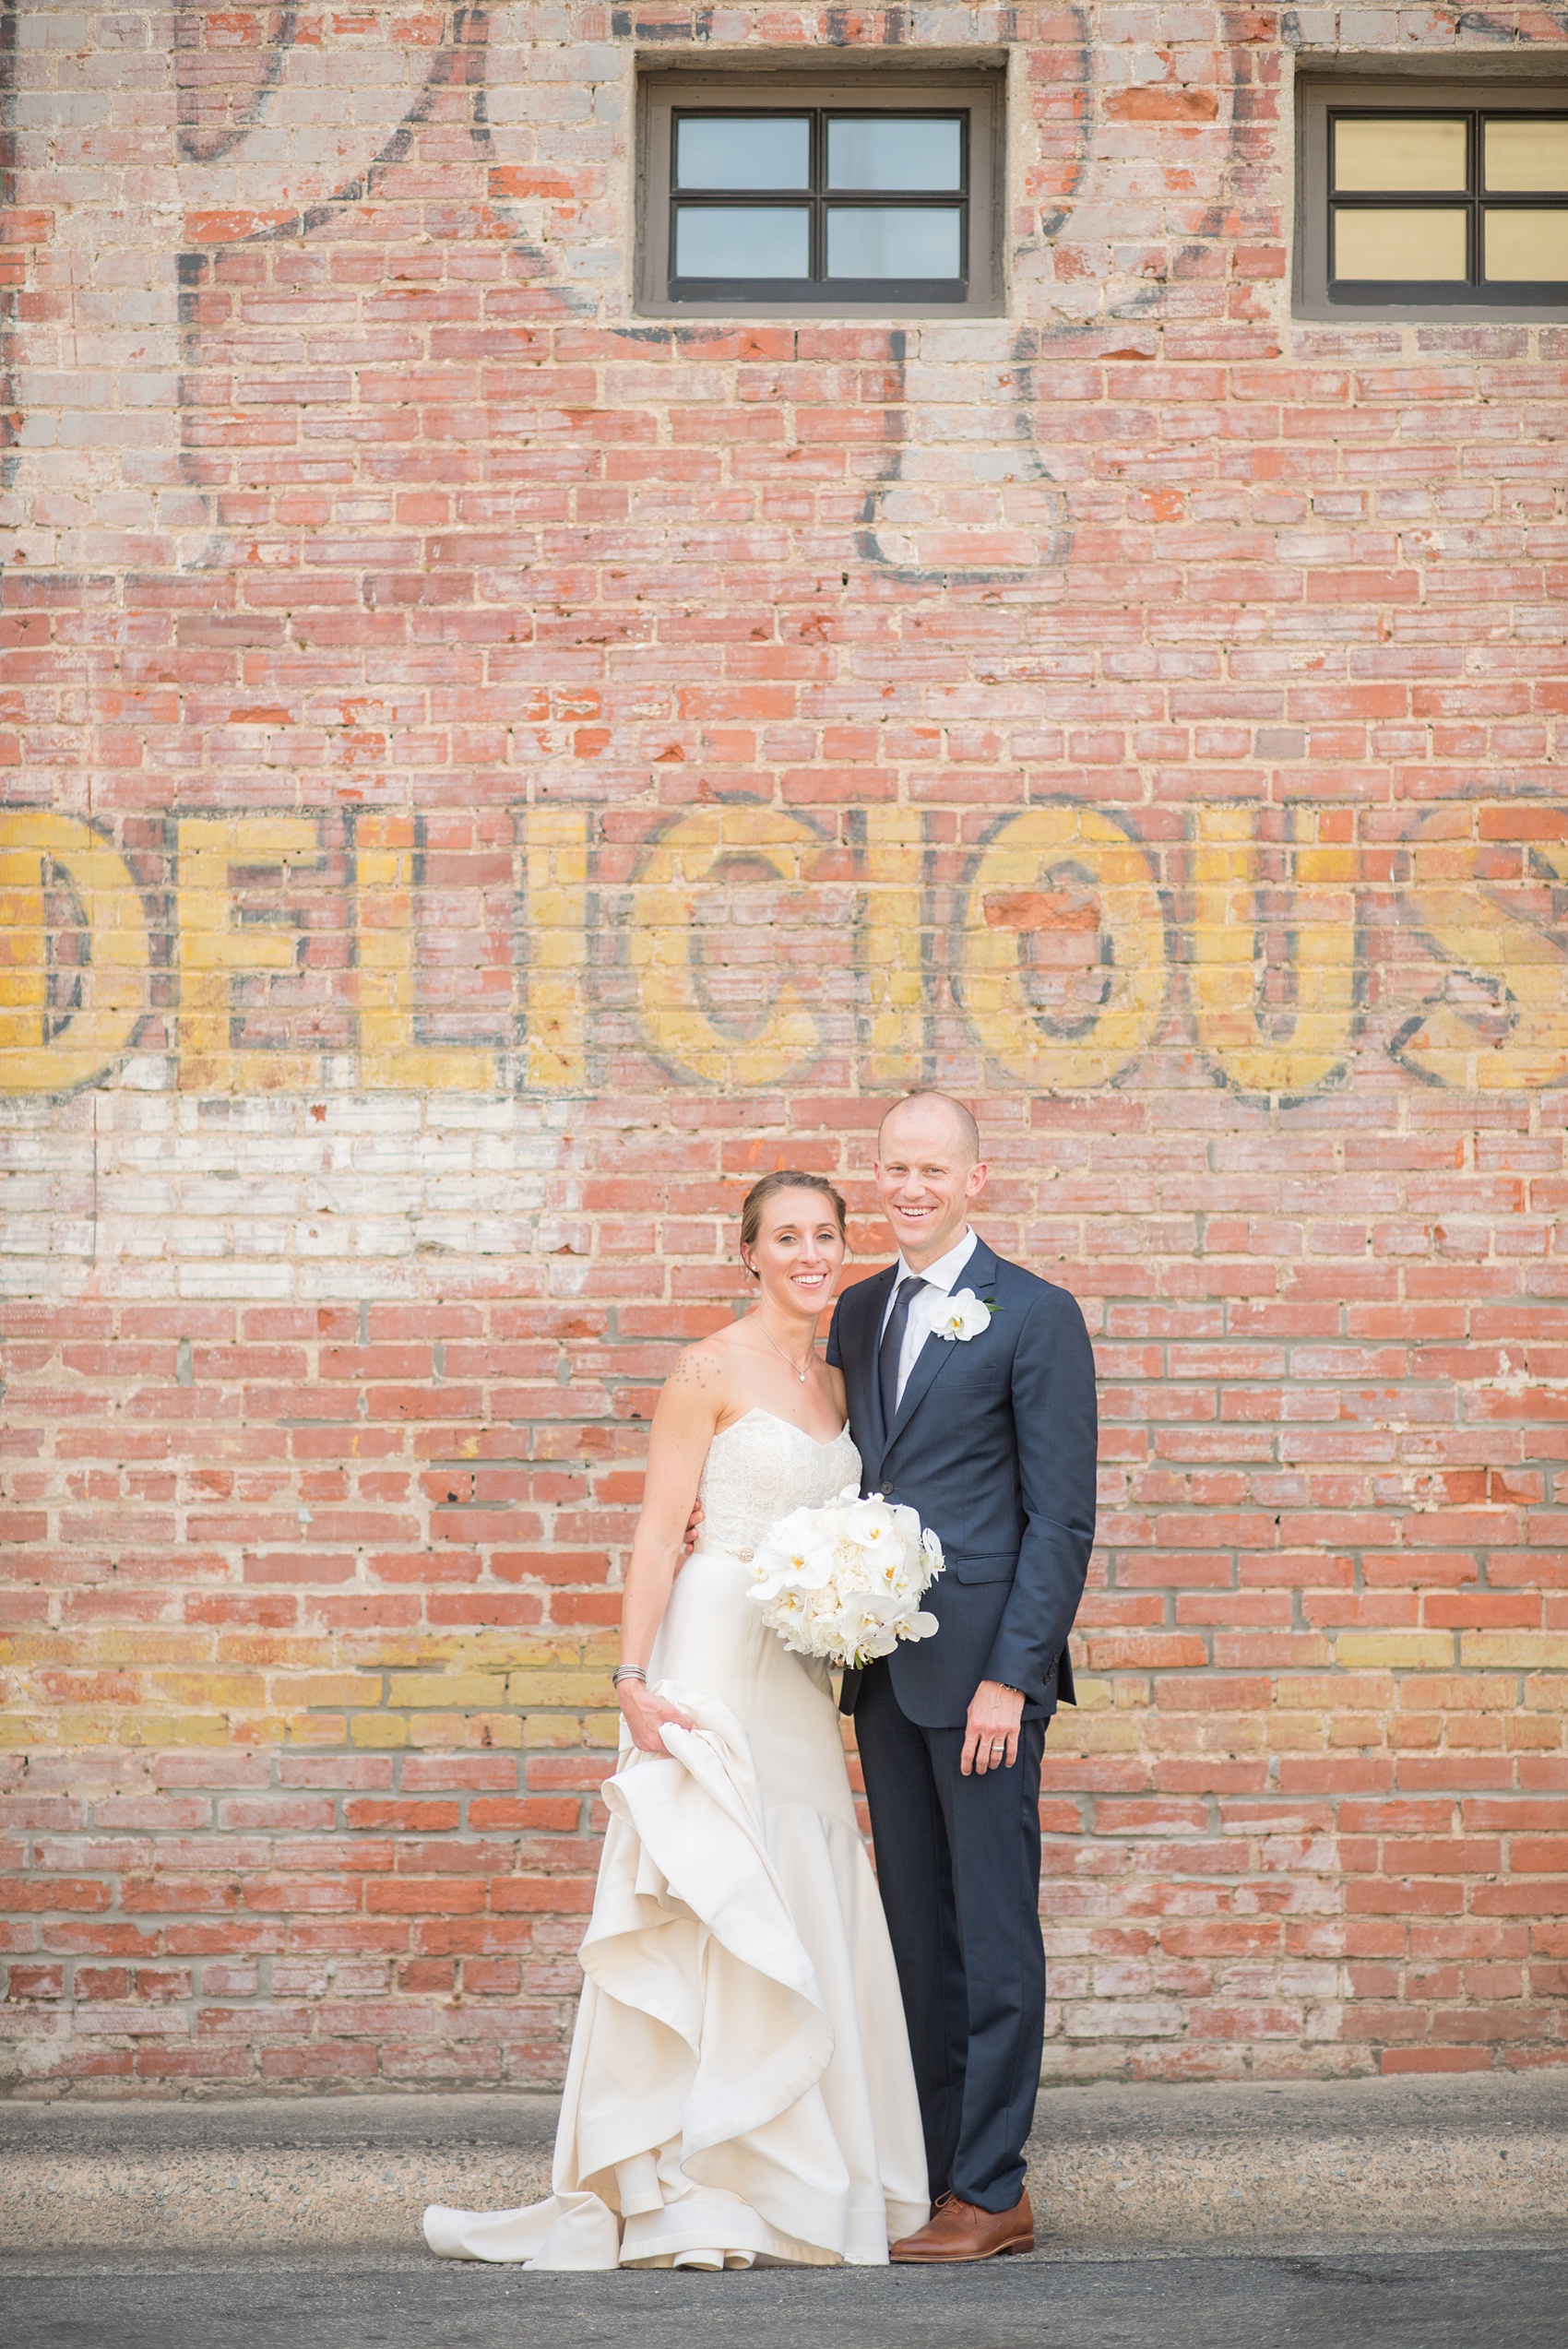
left=732, top=1186, right=849, bottom=1440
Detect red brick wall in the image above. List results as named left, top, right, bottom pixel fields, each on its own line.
left=3, top=6, right=1566, bottom=2094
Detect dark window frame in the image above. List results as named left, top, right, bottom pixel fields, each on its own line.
left=1296, top=69, right=1568, bottom=321
left=668, top=106, right=970, bottom=304
left=636, top=63, right=1005, bottom=319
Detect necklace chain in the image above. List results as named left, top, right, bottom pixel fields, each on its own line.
left=756, top=1313, right=814, bottom=1383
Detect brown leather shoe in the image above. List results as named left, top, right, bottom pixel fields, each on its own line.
left=890, top=2188, right=1035, bottom=2263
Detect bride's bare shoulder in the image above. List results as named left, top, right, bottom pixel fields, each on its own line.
left=666, top=1338, right=725, bottom=1387
left=660, top=1326, right=742, bottom=1405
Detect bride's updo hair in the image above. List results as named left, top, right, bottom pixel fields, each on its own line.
left=739, top=1169, right=849, bottom=1278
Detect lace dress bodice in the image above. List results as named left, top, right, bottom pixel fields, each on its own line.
left=696, top=1409, right=862, bottom=1560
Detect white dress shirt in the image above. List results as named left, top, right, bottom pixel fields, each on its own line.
left=878, top=1228, right=979, bottom=1412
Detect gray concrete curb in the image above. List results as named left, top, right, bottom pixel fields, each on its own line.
left=2, top=2075, right=1565, bottom=2255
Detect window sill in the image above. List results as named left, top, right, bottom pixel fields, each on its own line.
left=634, top=294, right=1007, bottom=320
left=1293, top=295, right=1568, bottom=322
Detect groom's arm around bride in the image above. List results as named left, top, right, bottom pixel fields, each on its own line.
left=826, top=1091, right=1098, bottom=2264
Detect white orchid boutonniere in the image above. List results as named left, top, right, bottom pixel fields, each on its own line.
left=932, top=1288, right=998, bottom=1343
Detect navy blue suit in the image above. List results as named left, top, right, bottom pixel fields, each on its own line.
left=826, top=1235, right=1097, bottom=2213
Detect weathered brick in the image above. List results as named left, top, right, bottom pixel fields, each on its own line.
left=0, top=0, right=1562, bottom=2094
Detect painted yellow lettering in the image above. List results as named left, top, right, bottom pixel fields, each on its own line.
left=0, top=814, right=150, bottom=1095
left=354, top=813, right=496, bottom=1091
left=523, top=806, right=588, bottom=1090
left=956, top=806, right=1166, bottom=1088
left=176, top=815, right=327, bottom=1094
left=1190, top=806, right=1358, bottom=1100
left=859, top=805, right=926, bottom=1086
left=628, top=803, right=826, bottom=1086
left=1394, top=820, right=1568, bottom=1089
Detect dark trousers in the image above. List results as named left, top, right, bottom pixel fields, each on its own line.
left=855, top=1658, right=1047, bottom=2214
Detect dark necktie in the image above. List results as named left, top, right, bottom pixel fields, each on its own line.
left=878, top=1275, right=928, bottom=1434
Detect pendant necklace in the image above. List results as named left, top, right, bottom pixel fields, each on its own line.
left=757, top=1315, right=813, bottom=1383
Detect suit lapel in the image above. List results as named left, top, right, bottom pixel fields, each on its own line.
left=960, top=1235, right=1001, bottom=1298
left=847, top=1263, right=897, bottom=1475
left=882, top=1237, right=1002, bottom=1458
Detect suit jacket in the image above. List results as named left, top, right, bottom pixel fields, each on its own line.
left=826, top=1235, right=1097, bottom=1729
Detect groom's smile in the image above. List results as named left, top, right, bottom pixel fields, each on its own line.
left=873, top=1097, right=990, bottom=1274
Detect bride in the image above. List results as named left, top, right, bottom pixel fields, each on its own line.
left=423, top=1169, right=929, bottom=2271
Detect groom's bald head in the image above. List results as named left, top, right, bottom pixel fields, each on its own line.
left=873, top=1094, right=986, bottom=1269
left=877, top=1091, right=980, bottom=1165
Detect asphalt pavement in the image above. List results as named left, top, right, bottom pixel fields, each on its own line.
left=8, top=2073, right=1568, bottom=2255
left=6, top=2247, right=1567, bottom=2349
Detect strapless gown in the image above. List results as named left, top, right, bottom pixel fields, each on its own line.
left=422, top=1408, right=930, bottom=2270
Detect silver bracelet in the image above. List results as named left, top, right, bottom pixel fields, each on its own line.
left=611, top=1665, right=647, bottom=1689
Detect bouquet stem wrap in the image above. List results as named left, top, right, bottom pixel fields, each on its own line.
left=746, top=1485, right=944, bottom=1668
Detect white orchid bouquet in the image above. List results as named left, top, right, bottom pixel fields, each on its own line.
left=746, top=1485, right=944, bottom=1668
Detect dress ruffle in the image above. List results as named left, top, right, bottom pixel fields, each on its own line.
left=424, top=1682, right=927, bottom=2270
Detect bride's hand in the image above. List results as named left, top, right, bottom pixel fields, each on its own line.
left=619, top=1679, right=697, bottom=1755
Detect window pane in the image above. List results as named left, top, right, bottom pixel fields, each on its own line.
left=1334, top=117, right=1467, bottom=192
left=1333, top=207, right=1467, bottom=281
left=827, top=116, right=962, bottom=191
left=1484, top=118, right=1568, bottom=192
left=674, top=207, right=811, bottom=278
left=1484, top=206, right=1568, bottom=280
left=675, top=117, right=810, bottom=190
left=826, top=206, right=961, bottom=279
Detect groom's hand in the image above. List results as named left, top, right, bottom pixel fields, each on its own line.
left=962, top=1679, right=1025, bottom=1775
left=679, top=1498, right=704, bottom=1565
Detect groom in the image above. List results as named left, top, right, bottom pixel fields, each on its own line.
left=828, top=1093, right=1098, bottom=2262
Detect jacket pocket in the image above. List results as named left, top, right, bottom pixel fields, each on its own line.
left=944, top=1551, right=1016, bottom=1586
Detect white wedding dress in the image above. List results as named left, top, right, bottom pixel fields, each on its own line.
left=423, top=1409, right=930, bottom=2271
